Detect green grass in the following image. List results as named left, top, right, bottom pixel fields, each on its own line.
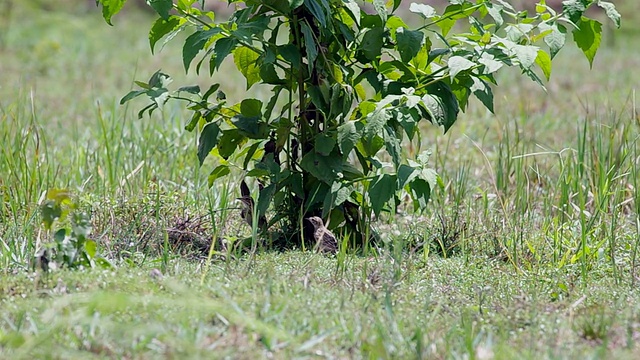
left=4, top=254, right=640, bottom=359
left=2, top=2, right=640, bottom=358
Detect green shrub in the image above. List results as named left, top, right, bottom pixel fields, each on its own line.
left=97, top=0, right=619, bottom=250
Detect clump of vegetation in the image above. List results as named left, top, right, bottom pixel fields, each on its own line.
left=37, top=189, right=113, bottom=270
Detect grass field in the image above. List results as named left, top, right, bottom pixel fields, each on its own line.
left=1, top=2, right=640, bottom=359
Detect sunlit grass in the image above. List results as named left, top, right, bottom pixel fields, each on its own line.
left=1, top=2, right=640, bottom=358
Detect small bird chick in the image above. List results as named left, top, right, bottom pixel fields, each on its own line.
left=237, top=196, right=268, bottom=231
left=306, top=216, right=338, bottom=254
left=238, top=181, right=267, bottom=231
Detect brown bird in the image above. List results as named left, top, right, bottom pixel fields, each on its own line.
left=306, top=216, right=338, bottom=254
left=238, top=181, right=267, bottom=231
left=237, top=196, right=268, bottom=231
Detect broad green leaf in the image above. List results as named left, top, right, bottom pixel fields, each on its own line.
left=373, top=0, right=387, bottom=23
left=120, top=90, right=146, bottom=105
left=428, top=48, right=450, bottom=63
left=419, top=167, right=437, bottom=189
left=236, top=15, right=270, bottom=35
left=573, top=17, right=602, bottom=68
left=147, top=0, right=172, bottom=19
left=485, top=3, right=503, bottom=27
left=437, top=3, right=475, bottom=36
left=149, top=16, right=182, bottom=53
left=197, top=122, right=220, bottom=165
left=207, top=164, right=230, bottom=187
left=365, top=109, right=389, bottom=141
left=240, top=98, right=263, bottom=117
left=148, top=88, right=169, bottom=107
left=98, top=0, right=126, bottom=25
left=184, top=111, right=202, bottom=132
left=278, top=44, right=302, bottom=69
left=246, top=168, right=270, bottom=177
left=341, top=162, right=364, bottom=180
left=232, top=115, right=268, bottom=139
left=361, top=27, right=384, bottom=61
left=396, top=107, right=419, bottom=139
left=148, top=70, right=172, bottom=88
left=409, top=3, right=436, bottom=19
left=421, top=83, right=459, bottom=132
left=358, top=135, right=384, bottom=157
left=322, top=184, right=352, bottom=215
left=289, top=0, right=304, bottom=10
left=303, top=0, right=327, bottom=28
left=233, top=47, right=261, bottom=89
left=315, top=134, right=336, bottom=156
left=540, top=23, right=566, bottom=59
left=386, top=16, right=409, bottom=36
left=436, top=17, right=456, bottom=37
left=535, top=49, right=552, bottom=80
left=212, top=37, right=237, bottom=72
left=409, top=178, right=431, bottom=211
left=183, top=28, right=222, bottom=72
left=255, top=153, right=281, bottom=177
left=54, top=228, right=67, bottom=244
left=337, top=121, right=359, bottom=155
left=396, top=28, right=424, bottom=63
left=471, top=77, right=494, bottom=113
left=597, top=1, right=620, bottom=28
left=300, top=152, right=343, bottom=184
left=134, top=80, right=150, bottom=89
left=448, top=56, right=475, bottom=79
left=41, top=201, right=63, bottom=230
left=449, top=74, right=472, bottom=112
left=177, top=85, right=200, bottom=94
left=383, top=126, right=401, bottom=167
left=218, top=129, right=245, bottom=159
left=265, top=86, right=284, bottom=121
left=562, top=0, right=587, bottom=24
left=259, top=0, right=291, bottom=14
left=333, top=182, right=352, bottom=206
left=369, top=174, right=396, bottom=216
left=232, top=16, right=269, bottom=43
left=308, top=85, right=328, bottom=113
left=72, top=212, right=92, bottom=238
left=257, top=184, right=276, bottom=218
left=512, top=44, right=538, bottom=69
left=397, top=164, right=418, bottom=188
left=260, top=63, right=284, bottom=85
left=137, top=103, right=158, bottom=119
left=523, top=67, right=546, bottom=90
left=505, top=23, right=533, bottom=43
left=242, top=141, right=262, bottom=169
left=478, top=54, right=503, bottom=74
left=301, top=22, right=318, bottom=70
left=343, top=0, right=360, bottom=26
left=494, top=0, right=514, bottom=12
left=328, top=83, right=349, bottom=118
left=177, top=0, right=196, bottom=11
left=85, top=240, right=97, bottom=258
left=202, top=83, right=220, bottom=101
left=411, top=43, right=429, bottom=70
left=95, top=257, right=115, bottom=269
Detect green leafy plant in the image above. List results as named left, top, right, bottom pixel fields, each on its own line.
left=97, top=0, right=619, bottom=249
left=37, top=189, right=112, bottom=270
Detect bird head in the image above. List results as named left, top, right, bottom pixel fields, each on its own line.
left=236, top=196, right=254, bottom=207
left=305, top=216, right=324, bottom=228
